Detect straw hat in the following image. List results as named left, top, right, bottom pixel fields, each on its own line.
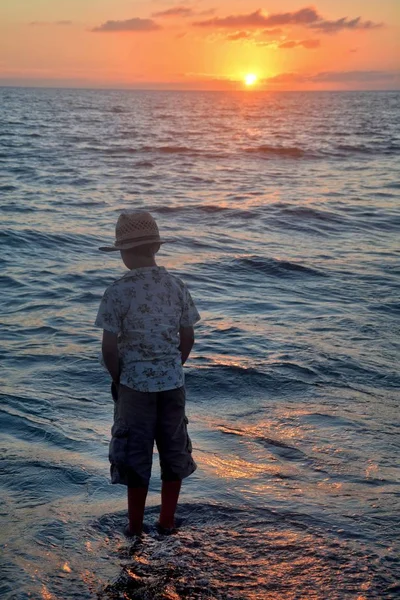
left=99, top=211, right=167, bottom=252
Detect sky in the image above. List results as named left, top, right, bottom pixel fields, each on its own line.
left=0, top=0, right=399, bottom=90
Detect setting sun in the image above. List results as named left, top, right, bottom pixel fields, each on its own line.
left=244, top=74, right=258, bottom=87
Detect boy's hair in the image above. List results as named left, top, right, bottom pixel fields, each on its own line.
left=126, top=242, right=160, bottom=258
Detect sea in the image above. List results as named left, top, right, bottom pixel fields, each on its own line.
left=1, top=87, right=399, bottom=600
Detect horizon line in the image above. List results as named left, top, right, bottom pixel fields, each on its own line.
left=1, top=83, right=399, bottom=93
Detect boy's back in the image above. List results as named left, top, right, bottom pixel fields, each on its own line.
left=95, top=265, right=199, bottom=392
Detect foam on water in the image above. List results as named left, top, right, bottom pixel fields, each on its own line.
left=1, top=87, right=399, bottom=599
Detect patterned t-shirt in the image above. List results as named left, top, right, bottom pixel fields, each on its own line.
left=95, top=266, right=200, bottom=392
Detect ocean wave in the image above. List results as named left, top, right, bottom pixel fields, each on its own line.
left=316, top=356, right=400, bottom=390
left=20, top=137, right=397, bottom=163
left=232, top=255, right=326, bottom=278
left=275, top=205, right=342, bottom=224
left=218, top=425, right=306, bottom=460
left=142, top=144, right=199, bottom=155
left=368, top=301, right=400, bottom=315
left=244, top=145, right=307, bottom=158
left=243, top=142, right=400, bottom=160
left=188, top=355, right=398, bottom=397
left=156, top=204, right=230, bottom=215
left=186, top=363, right=313, bottom=397
left=336, top=143, right=373, bottom=155
left=3, top=456, right=91, bottom=491
left=336, top=143, right=400, bottom=156
left=300, top=412, right=364, bottom=429
left=0, top=229, right=97, bottom=252
left=82, top=145, right=138, bottom=155
left=84, top=144, right=202, bottom=157
left=134, top=160, right=155, bottom=168
left=1, top=203, right=36, bottom=213
left=0, top=409, right=89, bottom=452
left=0, top=274, right=27, bottom=289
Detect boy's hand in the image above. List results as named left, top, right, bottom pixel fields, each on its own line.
left=111, top=381, right=119, bottom=402
left=102, top=330, right=120, bottom=383
left=179, top=326, right=195, bottom=365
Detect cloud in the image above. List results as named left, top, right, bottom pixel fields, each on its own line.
left=310, top=17, right=383, bottom=33
left=225, top=27, right=288, bottom=43
left=261, top=28, right=283, bottom=37
left=226, top=31, right=252, bottom=41
left=279, top=39, right=320, bottom=49
left=152, top=6, right=194, bottom=18
left=259, top=7, right=320, bottom=26
left=193, top=8, right=320, bottom=28
left=265, top=70, right=400, bottom=85
left=311, top=70, right=398, bottom=83
left=30, top=20, right=73, bottom=26
left=92, top=18, right=161, bottom=32
left=193, top=7, right=382, bottom=34
left=265, top=72, right=306, bottom=84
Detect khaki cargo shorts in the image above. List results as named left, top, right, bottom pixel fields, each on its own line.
left=109, top=384, right=197, bottom=487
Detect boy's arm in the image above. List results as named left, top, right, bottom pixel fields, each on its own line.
left=102, top=330, right=120, bottom=383
left=179, top=326, right=195, bottom=365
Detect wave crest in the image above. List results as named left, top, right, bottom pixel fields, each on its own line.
left=233, top=255, right=326, bottom=278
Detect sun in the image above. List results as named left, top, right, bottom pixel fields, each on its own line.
left=244, top=73, right=258, bottom=86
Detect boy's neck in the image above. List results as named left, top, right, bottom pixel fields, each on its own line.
left=124, top=256, right=158, bottom=270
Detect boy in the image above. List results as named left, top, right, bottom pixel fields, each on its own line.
left=95, top=210, right=200, bottom=536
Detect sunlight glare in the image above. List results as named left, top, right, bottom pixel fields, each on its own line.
left=245, top=74, right=258, bottom=86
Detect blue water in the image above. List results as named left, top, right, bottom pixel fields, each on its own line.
left=1, top=87, right=399, bottom=599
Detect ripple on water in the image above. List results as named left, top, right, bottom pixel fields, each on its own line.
left=95, top=504, right=398, bottom=600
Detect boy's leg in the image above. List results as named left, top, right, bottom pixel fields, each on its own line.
left=112, top=385, right=157, bottom=536
left=159, top=479, right=181, bottom=530
left=156, top=387, right=197, bottom=530
left=127, top=485, right=149, bottom=535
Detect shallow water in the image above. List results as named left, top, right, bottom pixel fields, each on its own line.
left=1, top=87, right=399, bottom=599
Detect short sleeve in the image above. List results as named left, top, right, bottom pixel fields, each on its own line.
left=95, top=286, right=123, bottom=334
left=180, top=285, right=201, bottom=327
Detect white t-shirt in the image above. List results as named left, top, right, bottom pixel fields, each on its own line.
left=95, top=266, right=200, bottom=392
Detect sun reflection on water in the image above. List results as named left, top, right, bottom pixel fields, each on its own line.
left=40, top=585, right=54, bottom=600
left=200, top=451, right=272, bottom=479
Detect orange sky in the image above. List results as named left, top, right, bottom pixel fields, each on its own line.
left=0, top=1, right=399, bottom=89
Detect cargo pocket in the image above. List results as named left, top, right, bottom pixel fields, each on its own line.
left=184, top=416, right=193, bottom=453
left=111, top=381, right=119, bottom=403
left=183, top=415, right=197, bottom=477
left=109, top=421, right=130, bottom=466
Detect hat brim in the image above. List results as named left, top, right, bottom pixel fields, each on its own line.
left=99, top=238, right=170, bottom=252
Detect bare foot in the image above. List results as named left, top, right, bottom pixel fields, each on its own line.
left=156, top=522, right=177, bottom=535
